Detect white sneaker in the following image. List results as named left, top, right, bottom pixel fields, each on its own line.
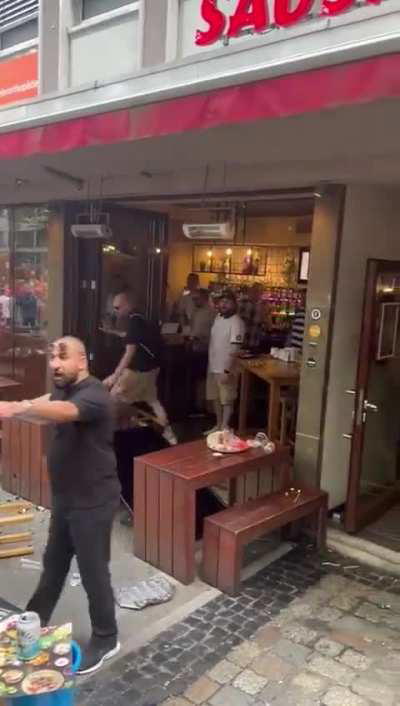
left=162, top=425, right=178, bottom=446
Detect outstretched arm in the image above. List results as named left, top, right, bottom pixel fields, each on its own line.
left=0, top=397, right=79, bottom=423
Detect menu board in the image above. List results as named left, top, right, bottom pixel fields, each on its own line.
left=0, top=617, right=74, bottom=699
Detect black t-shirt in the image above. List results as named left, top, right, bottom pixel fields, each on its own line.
left=126, top=313, right=162, bottom=372
left=49, top=376, right=121, bottom=509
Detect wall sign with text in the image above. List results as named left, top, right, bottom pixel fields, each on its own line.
left=0, top=50, right=38, bottom=107
left=196, top=0, right=382, bottom=46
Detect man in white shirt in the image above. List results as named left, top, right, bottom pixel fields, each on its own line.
left=207, top=290, right=245, bottom=431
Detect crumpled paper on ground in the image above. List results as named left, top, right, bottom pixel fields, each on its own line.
left=116, top=576, right=175, bottom=610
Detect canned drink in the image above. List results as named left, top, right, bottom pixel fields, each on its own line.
left=17, top=611, right=41, bottom=660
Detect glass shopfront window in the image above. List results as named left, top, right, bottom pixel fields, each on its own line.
left=0, top=205, right=53, bottom=399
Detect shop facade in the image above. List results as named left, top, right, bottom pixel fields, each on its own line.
left=1, top=0, right=400, bottom=534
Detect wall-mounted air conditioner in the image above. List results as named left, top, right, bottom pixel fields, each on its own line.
left=71, top=224, right=113, bottom=240
left=182, top=223, right=233, bottom=241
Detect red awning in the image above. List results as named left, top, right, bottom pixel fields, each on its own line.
left=1, top=52, right=400, bottom=160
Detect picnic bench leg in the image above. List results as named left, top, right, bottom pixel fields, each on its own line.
left=173, top=481, right=196, bottom=584
left=268, top=380, right=281, bottom=441
left=202, top=520, right=220, bottom=587
left=239, top=370, right=250, bottom=437
left=134, top=460, right=147, bottom=560
left=218, top=530, right=243, bottom=596
left=316, top=496, right=328, bottom=550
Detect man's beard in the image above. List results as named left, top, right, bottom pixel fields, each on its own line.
left=53, top=372, right=78, bottom=388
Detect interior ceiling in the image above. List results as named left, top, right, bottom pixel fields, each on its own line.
left=1, top=96, right=400, bottom=205
left=115, top=197, right=315, bottom=218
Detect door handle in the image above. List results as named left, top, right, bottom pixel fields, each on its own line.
left=364, top=400, right=378, bottom=413
left=345, top=389, right=356, bottom=395
left=342, top=433, right=353, bottom=439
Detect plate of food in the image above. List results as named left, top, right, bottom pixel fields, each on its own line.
left=207, top=431, right=250, bottom=454
left=21, top=670, right=64, bottom=695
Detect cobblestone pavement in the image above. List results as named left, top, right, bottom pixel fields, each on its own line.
left=79, top=545, right=400, bottom=706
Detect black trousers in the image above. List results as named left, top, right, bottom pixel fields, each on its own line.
left=27, top=500, right=118, bottom=638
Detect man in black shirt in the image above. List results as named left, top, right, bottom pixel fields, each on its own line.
left=0, top=337, right=121, bottom=675
left=103, top=290, right=177, bottom=445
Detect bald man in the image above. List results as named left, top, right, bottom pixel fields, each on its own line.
left=0, top=337, right=121, bottom=675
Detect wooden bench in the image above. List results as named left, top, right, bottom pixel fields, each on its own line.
left=202, top=486, right=328, bottom=595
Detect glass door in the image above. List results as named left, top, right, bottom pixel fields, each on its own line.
left=345, top=260, right=400, bottom=532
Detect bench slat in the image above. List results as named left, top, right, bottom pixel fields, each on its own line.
left=206, top=488, right=325, bottom=534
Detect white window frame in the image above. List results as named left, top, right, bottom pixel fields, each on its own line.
left=59, top=0, right=144, bottom=91
left=0, top=2, right=38, bottom=57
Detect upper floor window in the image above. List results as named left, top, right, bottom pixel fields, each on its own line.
left=82, top=0, right=133, bottom=20
left=0, top=0, right=38, bottom=50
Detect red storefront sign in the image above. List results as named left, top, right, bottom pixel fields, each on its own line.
left=196, top=0, right=382, bottom=46
left=0, top=51, right=38, bottom=107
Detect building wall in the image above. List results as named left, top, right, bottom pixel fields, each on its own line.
left=320, top=185, right=400, bottom=508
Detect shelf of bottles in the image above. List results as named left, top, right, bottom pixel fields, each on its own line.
left=192, top=244, right=267, bottom=277
left=209, top=280, right=305, bottom=332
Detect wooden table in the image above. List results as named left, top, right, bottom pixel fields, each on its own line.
left=238, top=356, right=300, bottom=441
left=0, top=377, right=21, bottom=400
left=134, top=439, right=291, bottom=584
left=2, top=416, right=53, bottom=508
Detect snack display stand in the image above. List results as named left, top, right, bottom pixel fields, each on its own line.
left=0, top=617, right=80, bottom=706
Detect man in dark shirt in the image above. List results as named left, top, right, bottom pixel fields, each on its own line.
left=0, top=337, right=121, bottom=675
left=103, top=290, right=177, bottom=445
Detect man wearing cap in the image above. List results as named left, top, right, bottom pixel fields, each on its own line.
left=206, top=290, right=245, bottom=432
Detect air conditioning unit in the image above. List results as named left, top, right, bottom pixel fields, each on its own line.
left=182, top=222, right=233, bottom=241
left=71, top=224, right=113, bottom=240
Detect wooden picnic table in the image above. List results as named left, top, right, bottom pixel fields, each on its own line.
left=238, top=356, right=300, bottom=441
left=0, top=377, right=21, bottom=400
left=134, top=439, right=291, bottom=585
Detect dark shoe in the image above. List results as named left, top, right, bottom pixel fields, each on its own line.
left=77, top=635, right=120, bottom=675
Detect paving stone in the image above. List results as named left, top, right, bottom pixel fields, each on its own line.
left=334, top=614, right=397, bottom=646
left=352, top=676, right=396, bottom=705
left=314, top=638, right=344, bottom=658
left=227, top=640, right=262, bottom=668
left=233, top=669, right=268, bottom=696
left=208, top=659, right=241, bottom=685
left=308, top=655, right=356, bottom=687
left=355, top=601, right=400, bottom=630
left=291, top=671, right=327, bottom=694
left=253, top=625, right=281, bottom=648
left=184, top=676, right=220, bottom=704
left=321, top=686, right=369, bottom=706
left=287, top=601, right=315, bottom=619
left=281, top=623, right=318, bottom=646
left=162, top=699, right=193, bottom=706
left=338, top=649, right=372, bottom=671
left=209, top=685, right=255, bottom=706
left=250, top=652, right=292, bottom=682
left=329, top=593, right=361, bottom=612
left=318, top=607, right=344, bottom=623
left=272, top=639, right=312, bottom=667
left=365, top=589, right=400, bottom=614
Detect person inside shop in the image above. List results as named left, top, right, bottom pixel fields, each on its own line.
left=0, top=337, right=121, bottom=675
left=103, top=289, right=177, bottom=446
left=239, top=282, right=272, bottom=350
left=186, top=288, right=215, bottom=414
left=206, top=289, right=245, bottom=432
left=176, top=272, right=200, bottom=331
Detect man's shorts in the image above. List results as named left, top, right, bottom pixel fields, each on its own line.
left=111, top=368, right=159, bottom=405
left=206, top=372, right=239, bottom=405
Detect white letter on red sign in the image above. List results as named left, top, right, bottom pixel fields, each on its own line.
left=228, top=0, right=269, bottom=38
left=196, top=0, right=227, bottom=46
left=274, top=0, right=314, bottom=27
